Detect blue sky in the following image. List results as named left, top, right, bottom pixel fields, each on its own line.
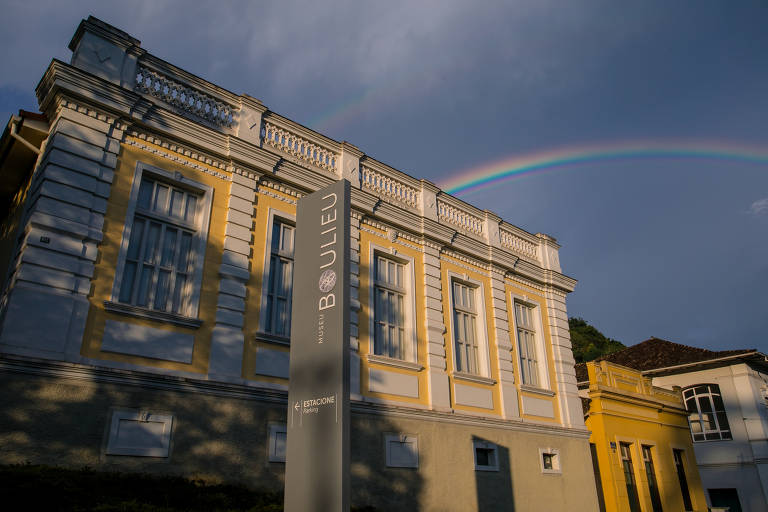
left=1, top=1, right=766, bottom=351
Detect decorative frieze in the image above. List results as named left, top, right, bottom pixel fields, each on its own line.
left=499, top=226, right=539, bottom=261
left=437, top=199, right=484, bottom=236
left=124, top=132, right=230, bottom=181
left=263, top=121, right=338, bottom=173
left=361, top=165, right=420, bottom=209
left=135, top=65, right=235, bottom=127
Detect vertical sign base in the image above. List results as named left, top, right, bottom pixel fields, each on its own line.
left=284, top=179, right=350, bottom=512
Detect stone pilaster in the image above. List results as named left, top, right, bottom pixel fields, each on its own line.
left=536, top=232, right=562, bottom=272
left=490, top=268, right=520, bottom=418
left=349, top=213, right=362, bottom=395
left=543, top=288, right=584, bottom=427
left=423, top=243, right=450, bottom=410
left=237, top=95, right=267, bottom=148
left=208, top=171, right=257, bottom=381
left=420, top=180, right=439, bottom=222
left=0, top=105, right=120, bottom=360
left=339, top=142, right=362, bottom=188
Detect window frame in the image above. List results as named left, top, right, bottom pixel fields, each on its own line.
left=473, top=439, right=499, bottom=472
left=384, top=433, right=419, bottom=468
left=539, top=447, right=561, bottom=474
left=258, top=209, right=296, bottom=341
left=448, top=272, right=491, bottom=378
left=619, top=442, right=642, bottom=512
left=267, top=422, right=287, bottom=463
left=367, top=244, right=418, bottom=363
left=110, top=163, right=212, bottom=324
left=682, top=383, right=732, bottom=442
left=509, top=293, right=550, bottom=390
left=641, top=444, right=664, bottom=512
left=105, top=408, right=174, bottom=458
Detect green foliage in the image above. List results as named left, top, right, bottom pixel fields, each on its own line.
left=568, top=317, right=625, bottom=364
left=0, top=465, right=377, bottom=511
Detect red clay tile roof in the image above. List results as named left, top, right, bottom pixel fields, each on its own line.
left=574, top=337, right=755, bottom=382
left=581, top=397, right=591, bottom=416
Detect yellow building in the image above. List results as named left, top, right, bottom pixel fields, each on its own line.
left=0, top=16, right=601, bottom=511
left=579, top=361, right=708, bottom=512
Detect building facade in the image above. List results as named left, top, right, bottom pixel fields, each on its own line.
left=581, top=360, right=708, bottom=512
left=578, top=338, right=768, bottom=512
left=0, top=17, right=600, bottom=511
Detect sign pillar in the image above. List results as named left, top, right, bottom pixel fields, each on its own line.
left=285, top=179, right=350, bottom=512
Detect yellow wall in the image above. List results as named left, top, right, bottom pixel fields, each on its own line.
left=585, top=361, right=708, bottom=512
left=81, top=139, right=229, bottom=373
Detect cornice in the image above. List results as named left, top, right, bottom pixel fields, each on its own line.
left=228, top=136, right=280, bottom=175
left=36, top=60, right=139, bottom=121
left=124, top=135, right=230, bottom=181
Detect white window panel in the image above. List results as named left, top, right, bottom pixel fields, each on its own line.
left=263, top=219, right=295, bottom=337
left=385, top=433, right=419, bottom=468
left=111, top=163, right=213, bottom=322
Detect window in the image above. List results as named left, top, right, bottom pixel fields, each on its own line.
left=673, top=449, right=693, bottom=511
left=385, top=434, right=418, bottom=468
left=268, top=423, right=287, bottom=462
left=106, top=409, right=173, bottom=457
left=112, top=164, right=212, bottom=322
left=263, top=218, right=295, bottom=337
left=539, top=447, right=561, bottom=474
left=374, top=255, right=406, bottom=359
left=642, top=446, right=663, bottom=512
left=473, top=439, right=499, bottom=471
left=682, top=384, right=732, bottom=441
left=452, top=281, right=480, bottom=374
left=514, top=301, right=540, bottom=386
left=620, top=443, right=641, bottom=512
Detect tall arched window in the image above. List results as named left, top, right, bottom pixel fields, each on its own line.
left=682, top=384, right=732, bottom=441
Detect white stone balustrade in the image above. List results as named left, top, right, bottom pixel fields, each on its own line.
left=263, top=121, right=338, bottom=173
left=437, top=199, right=484, bottom=236
left=499, top=227, right=539, bottom=260
left=135, top=65, right=235, bottom=127
left=361, top=166, right=420, bottom=209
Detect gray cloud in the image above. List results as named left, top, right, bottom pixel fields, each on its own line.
left=749, top=198, right=768, bottom=216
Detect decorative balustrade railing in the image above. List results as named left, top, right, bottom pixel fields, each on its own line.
left=499, top=228, right=539, bottom=260
left=135, top=65, right=235, bottom=127
left=437, top=200, right=484, bottom=236
left=361, top=166, right=420, bottom=209
left=263, top=121, right=338, bottom=173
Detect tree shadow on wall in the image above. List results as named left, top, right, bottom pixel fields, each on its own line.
left=473, top=436, right=514, bottom=512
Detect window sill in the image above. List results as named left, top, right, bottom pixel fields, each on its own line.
left=104, top=301, right=202, bottom=328
left=367, top=354, right=423, bottom=371
left=520, top=384, right=555, bottom=397
left=254, top=332, right=291, bottom=347
left=454, top=372, right=496, bottom=386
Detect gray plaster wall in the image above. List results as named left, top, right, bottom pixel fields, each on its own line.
left=0, top=363, right=599, bottom=511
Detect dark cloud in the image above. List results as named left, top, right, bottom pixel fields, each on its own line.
left=1, top=1, right=766, bottom=352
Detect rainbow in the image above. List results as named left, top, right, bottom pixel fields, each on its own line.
left=439, top=141, right=768, bottom=196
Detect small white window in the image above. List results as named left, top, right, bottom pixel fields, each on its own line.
left=473, top=439, right=499, bottom=471
left=453, top=280, right=481, bottom=375
left=682, top=384, right=732, bottom=441
left=111, top=163, right=212, bottom=322
left=511, top=297, right=550, bottom=390
left=106, top=409, right=173, bottom=457
left=262, top=217, right=295, bottom=337
left=539, top=447, right=561, bottom=474
left=515, top=301, right=539, bottom=386
left=268, top=423, right=287, bottom=462
left=385, top=434, right=418, bottom=468
left=368, top=247, right=417, bottom=363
